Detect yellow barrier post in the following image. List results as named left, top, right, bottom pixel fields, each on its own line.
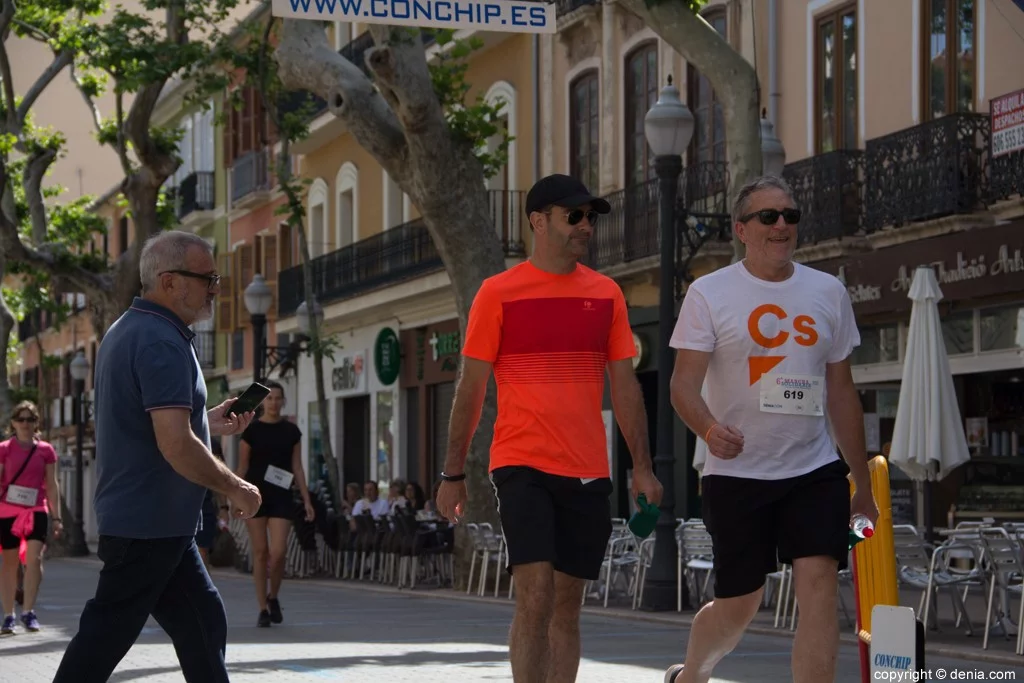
left=849, top=455, right=900, bottom=683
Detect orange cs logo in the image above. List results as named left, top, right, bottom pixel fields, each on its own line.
left=746, top=304, right=819, bottom=385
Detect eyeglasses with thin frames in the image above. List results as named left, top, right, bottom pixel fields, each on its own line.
left=160, top=270, right=221, bottom=289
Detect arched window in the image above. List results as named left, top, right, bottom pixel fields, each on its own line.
left=624, top=42, right=659, bottom=188
left=569, top=70, right=599, bottom=192
left=687, top=11, right=727, bottom=164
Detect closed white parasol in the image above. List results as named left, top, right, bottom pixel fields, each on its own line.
left=888, top=266, right=971, bottom=483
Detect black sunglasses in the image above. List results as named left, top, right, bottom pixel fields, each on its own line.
left=13, top=416, right=37, bottom=423
left=739, top=208, right=802, bottom=226
left=564, top=209, right=599, bottom=226
left=160, top=270, right=221, bottom=289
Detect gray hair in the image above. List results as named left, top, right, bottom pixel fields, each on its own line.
left=139, top=230, right=214, bottom=293
left=731, top=174, right=797, bottom=225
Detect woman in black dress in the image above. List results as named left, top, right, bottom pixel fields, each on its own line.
left=236, top=382, right=314, bottom=627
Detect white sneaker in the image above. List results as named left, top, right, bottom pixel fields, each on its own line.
left=664, top=664, right=684, bottom=683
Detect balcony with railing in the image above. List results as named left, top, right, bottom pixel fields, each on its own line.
left=990, top=145, right=1024, bottom=206
left=230, top=149, right=270, bottom=205
left=581, top=161, right=730, bottom=272
left=278, top=190, right=527, bottom=317
left=783, top=149, right=865, bottom=246
left=175, top=171, right=215, bottom=221
left=864, top=113, right=990, bottom=232
left=194, top=331, right=215, bottom=369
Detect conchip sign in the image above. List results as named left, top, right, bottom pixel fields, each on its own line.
left=271, top=0, right=557, bottom=34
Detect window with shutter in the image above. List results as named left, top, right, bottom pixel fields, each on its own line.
left=215, top=252, right=235, bottom=333
left=277, top=223, right=293, bottom=270
left=235, top=244, right=255, bottom=326
left=262, top=234, right=279, bottom=320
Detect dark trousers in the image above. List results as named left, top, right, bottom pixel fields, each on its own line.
left=53, top=535, right=229, bottom=683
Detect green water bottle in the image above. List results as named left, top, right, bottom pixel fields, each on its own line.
left=628, top=494, right=660, bottom=538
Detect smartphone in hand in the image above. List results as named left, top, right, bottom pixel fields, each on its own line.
left=227, top=382, right=271, bottom=417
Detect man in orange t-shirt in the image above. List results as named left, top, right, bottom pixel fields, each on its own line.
left=436, top=174, right=663, bottom=683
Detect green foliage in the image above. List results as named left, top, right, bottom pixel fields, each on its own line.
left=429, top=29, right=511, bottom=180
left=0, top=0, right=245, bottom=343
left=644, top=0, right=706, bottom=11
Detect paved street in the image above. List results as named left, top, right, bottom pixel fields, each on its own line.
left=1, top=558, right=1022, bottom=682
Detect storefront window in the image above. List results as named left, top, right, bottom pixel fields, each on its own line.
left=850, top=324, right=899, bottom=365
left=941, top=311, right=974, bottom=356
left=307, top=400, right=326, bottom=489
left=376, top=391, right=394, bottom=485
left=979, top=305, right=1024, bottom=352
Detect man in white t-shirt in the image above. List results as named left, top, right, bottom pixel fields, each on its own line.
left=663, top=175, right=878, bottom=683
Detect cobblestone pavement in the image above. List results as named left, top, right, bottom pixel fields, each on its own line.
left=0, top=558, right=1022, bottom=682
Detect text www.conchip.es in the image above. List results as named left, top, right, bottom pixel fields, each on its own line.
left=285, top=0, right=550, bottom=29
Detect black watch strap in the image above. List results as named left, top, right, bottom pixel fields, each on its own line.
left=441, top=472, right=466, bottom=482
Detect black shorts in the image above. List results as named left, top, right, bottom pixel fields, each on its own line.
left=253, top=488, right=296, bottom=520
left=0, top=512, right=49, bottom=549
left=701, top=458, right=851, bottom=599
left=490, top=465, right=613, bottom=581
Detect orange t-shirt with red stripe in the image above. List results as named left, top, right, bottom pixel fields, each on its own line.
left=462, top=260, right=637, bottom=479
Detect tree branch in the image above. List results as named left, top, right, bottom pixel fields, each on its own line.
left=113, top=89, right=133, bottom=178
left=274, top=19, right=407, bottom=166
left=70, top=65, right=105, bottom=139
left=23, top=145, right=57, bottom=244
left=620, top=0, right=763, bottom=258
left=0, top=157, right=112, bottom=298
left=0, top=0, right=17, bottom=130
left=17, top=50, right=74, bottom=123
left=365, top=27, right=446, bottom=143
left=123, top=1, right=188, bottom=180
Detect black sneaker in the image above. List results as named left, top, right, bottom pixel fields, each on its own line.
left=257, top=610, right=271, bottom=628
left=267, top=596, right=283, bottom=624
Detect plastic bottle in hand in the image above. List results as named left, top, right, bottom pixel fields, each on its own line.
left=628, top=494, right=660, bottom=539
left=848, top=513, right=874, bottom=551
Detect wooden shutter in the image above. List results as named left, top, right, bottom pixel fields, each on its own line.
left=235, top=243, right=255, bottom=326
left=277, top=223, right=293, bottom=270
left=262, top=234, right=279, bottom=320
left=223, top=95, right=235, bottom=168
left=215, top=252, right=235, bottom=333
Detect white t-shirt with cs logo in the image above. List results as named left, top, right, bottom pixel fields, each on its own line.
left=670, top=261, right=861, bottom=480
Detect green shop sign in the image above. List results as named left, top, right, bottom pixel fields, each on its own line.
left=374, top=327, right=401, bottom=386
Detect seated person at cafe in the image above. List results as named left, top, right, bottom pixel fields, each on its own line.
left=352, top=481, right=390, bottom=519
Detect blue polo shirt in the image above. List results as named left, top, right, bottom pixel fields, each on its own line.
left=93, top=297, right=210, bottom=538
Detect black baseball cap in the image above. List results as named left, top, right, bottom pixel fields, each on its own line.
left=524, top=174, right=611, bottom=217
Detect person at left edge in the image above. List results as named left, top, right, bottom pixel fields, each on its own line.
left=52, top=230, right=262, bottom=683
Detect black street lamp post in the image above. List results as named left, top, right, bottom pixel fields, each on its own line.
left=68, top=350, right=91, bottom=557
left=640, top=76, right=695, bottom=612
left=243, top=274, right=323, bottom=383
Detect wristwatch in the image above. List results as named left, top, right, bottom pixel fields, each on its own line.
left=440, top=471, right=466, bottom=482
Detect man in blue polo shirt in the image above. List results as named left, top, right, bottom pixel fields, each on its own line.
left=53, top=230, right=263, bottom=683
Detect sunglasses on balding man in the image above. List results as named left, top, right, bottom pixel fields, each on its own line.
left=739, top=208, right=802, bottom=226
left=160, top=270, right=222, bottom=289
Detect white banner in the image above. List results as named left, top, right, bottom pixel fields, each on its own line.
left=991, top=88, right=1024, bottom=158
left=271, top=0, right=557, bottom=34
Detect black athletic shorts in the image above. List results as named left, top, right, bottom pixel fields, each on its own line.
left=0, top=512, right=49, bottom=549
left=254, top=489, right=296, bottom=520
left=490, top=465, right=613, bottom=581
left=701, top=458, right=851, bottom=599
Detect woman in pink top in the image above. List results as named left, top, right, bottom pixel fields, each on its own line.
left=0, top=400, right=62, bottom=635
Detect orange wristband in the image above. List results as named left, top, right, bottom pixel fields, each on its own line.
left=704, top=423, right=718, bottom=443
